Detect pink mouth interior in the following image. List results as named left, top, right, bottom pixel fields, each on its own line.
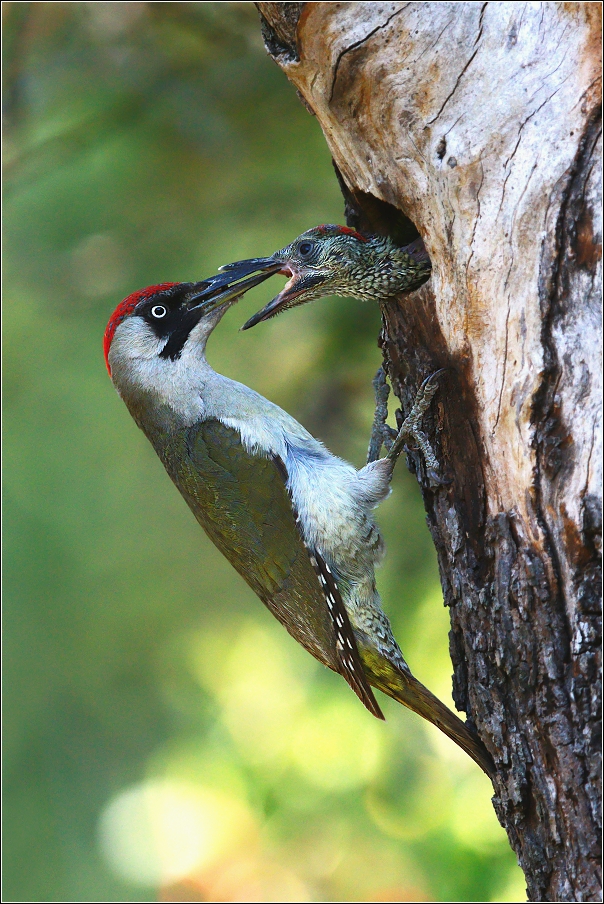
left=276, top=266, right=298, bottom=301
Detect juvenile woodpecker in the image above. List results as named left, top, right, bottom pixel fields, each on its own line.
left=104, top=272, right=494, bottom=779
left=214, top=224, right=432, bottom=329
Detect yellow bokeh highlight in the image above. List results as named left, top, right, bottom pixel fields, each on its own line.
left=190, top=623, right=310, bottom=766
left=290, top=698, right=383, bottom=790
left=98, top=781, right=255, bottom=888
left=202, top=856, right=312, bottom=903
left=190, top=622, right=384, bottom=790
left=450, top=771, right=506, bottom=853
left=490, top=870, right=528, bottom=903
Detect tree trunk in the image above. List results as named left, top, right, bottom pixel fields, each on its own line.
left=255, top=3, right=602, bottom=901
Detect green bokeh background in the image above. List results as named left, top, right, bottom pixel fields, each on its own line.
left=3, top=4, right=525, bottom=902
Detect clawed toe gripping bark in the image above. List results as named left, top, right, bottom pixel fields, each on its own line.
left=368, top=367, right=448, bottom=487
left=367, top=367, right=395, bottom=463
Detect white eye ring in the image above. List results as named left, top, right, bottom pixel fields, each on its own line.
left=151, top=305, right=167, bottom=319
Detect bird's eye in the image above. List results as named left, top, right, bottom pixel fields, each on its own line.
left=298, top=241, right=314, bottom=256
left=151, top=305, right=167, bottom=319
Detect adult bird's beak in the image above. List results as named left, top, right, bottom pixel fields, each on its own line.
left=187, top=258, right=283, bottom=314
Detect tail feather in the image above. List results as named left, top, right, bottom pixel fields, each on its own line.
left=369, top=659, right=495, bottom=779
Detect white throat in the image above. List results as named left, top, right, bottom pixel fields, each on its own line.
left=108, top=314, right=218, bottom=424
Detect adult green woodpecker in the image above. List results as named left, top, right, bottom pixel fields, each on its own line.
left=104, top=265, right=494, bottom=779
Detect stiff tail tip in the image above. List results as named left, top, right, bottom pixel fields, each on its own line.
left=376, top=667, right=496, bottom=780
left=405, top=673, right=496, bottom=780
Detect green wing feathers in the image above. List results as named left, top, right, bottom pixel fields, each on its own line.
left=160, top=419, right=379, bottom=717
left=154, top=419, right=493, bottom=767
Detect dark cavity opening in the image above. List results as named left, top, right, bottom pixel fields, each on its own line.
left=332, top=160, right=426, bottom=251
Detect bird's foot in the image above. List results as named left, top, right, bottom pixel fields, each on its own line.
left=367, top=367, right=396, bottom=463
left=387, top=370, right=449, bottom=485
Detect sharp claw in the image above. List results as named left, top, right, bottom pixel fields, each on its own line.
left=427, top=468, right=453, bottom=487
left=420, top=367, right=448, bottom=392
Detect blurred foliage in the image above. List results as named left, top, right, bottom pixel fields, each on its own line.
left=3, top=3, right=525, bottom=902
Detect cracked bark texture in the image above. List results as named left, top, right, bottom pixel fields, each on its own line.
left=255, top=2, right=602, bottom=901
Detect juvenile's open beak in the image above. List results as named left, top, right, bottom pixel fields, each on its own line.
left=240, top=271, right=326, bottom=330
left=187, top=260, right=283, bottom=314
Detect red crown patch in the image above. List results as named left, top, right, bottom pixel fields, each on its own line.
left=104, top=283, right=177, bottom=375
left=316, top=224, right=368, bottom=242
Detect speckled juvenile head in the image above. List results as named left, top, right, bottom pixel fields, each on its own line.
left=214, top=225, right=432, bottom=329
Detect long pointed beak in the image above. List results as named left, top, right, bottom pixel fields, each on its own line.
left=187, top=259, right=283, bottom=315
left=240, top=293, right=290, bottom=330
left=218, top=256, right=278, bottom=275
left=240, top=271, right=326, bottom=330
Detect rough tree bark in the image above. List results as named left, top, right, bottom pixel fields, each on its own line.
left=255, top=3, right=602, bottom=901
